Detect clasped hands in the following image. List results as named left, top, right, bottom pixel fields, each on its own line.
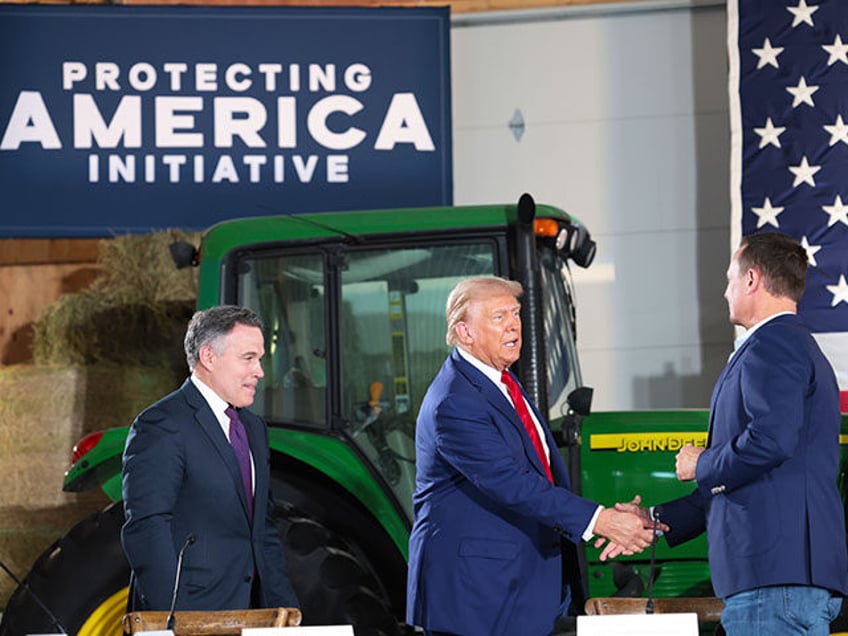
left=593, top=443, right=704, bottom=561
left=592, top=495, right=667, bottom=561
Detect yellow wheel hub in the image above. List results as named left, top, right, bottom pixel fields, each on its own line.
left=77, top=587, right=128, bottom=636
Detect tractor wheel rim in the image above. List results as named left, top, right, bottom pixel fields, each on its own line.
left=77, top=587, right=128, bottom=636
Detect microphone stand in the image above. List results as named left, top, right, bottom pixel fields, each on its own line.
left=645, top=507, right=661, bottom=615
left=166, top=533, right=196, bottom=631
left=0, top=557, right=69, bottom=634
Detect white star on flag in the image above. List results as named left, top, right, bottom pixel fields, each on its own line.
left=754, top=117, right=786, bottom=148
left=753, top=38, right=784, bottom=69
left=786, top=76, right=819, bottom=108
left=730, top=0, right=848, bottom=411
left=751, top=197, right=784, bottom=228
left=789, top=156, right=821, bottom=187
left=800, top=235, right=822, bottom=267
left=787, top=0, right=819, bottom=28
left=822, top=34, right=848, bottom=66
left=827, top=275, right=848, bottom=307
left=824, top=114, right=848, bottom=146
left=823, top=195, right=848, bottom=227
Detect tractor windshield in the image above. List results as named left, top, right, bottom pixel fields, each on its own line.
left=234, top=236, right=582, bottom=521
left=539, top=246, right=584, bottom=424
left=338, top=241, right=498, bottom=515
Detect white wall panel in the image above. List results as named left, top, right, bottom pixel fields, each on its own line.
left=452, top=4, right=732, bottom=409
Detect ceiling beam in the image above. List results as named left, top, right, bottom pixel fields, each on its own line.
left=3, top=0, right=652, bottom=12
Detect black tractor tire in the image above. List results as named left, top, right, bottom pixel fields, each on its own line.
left=1, top=470, right=408, bottom=636
left=0, top=501, right=129, bottom=636
left=270, top=469, right=405, bottom=636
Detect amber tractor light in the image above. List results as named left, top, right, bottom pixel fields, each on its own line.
left=534, top=218, right=596, bottom=268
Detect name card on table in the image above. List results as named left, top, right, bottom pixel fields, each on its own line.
left=243, top=627, right=354, bottom=636
left=577, top=613, right=698, bottom=636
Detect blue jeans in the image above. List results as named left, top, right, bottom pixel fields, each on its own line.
left=721, top=585, right=843, bottom=635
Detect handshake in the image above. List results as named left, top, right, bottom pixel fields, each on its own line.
left=591, top=442, right=704, bottom=561
left=592, top=495, right=669, bottom=562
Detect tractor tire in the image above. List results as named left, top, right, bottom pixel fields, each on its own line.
left=271, top=479, right=403, bottom=636
left=0, top=472, right=407, bottom=636
left=0, top=501, right=129, bottom=636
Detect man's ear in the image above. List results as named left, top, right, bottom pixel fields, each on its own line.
left=746, top=268, right=762, bottom=294
left=198, top=343, right=216, bottom=370
left=455, top=321, right=472, bottom=345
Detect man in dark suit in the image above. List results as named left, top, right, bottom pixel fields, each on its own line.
left=406, top=276, right=656, bottom=636
left=121, top=305, right=299, bottom=612
left=616, top=232, right=848, bottom=634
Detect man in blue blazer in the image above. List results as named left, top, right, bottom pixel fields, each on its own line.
left=122, top=306, right=299, bottom=612
left=406, top=276, right=656, bottom=636
left=618, top=233, right=848, bottom=634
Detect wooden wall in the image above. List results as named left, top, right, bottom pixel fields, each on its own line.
left=0, top=241, right=101, bottom=365
left=4, top=0, right=643, bottom=10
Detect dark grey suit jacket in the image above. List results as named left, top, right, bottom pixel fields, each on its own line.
left=121, top=378, right=298, bottom=611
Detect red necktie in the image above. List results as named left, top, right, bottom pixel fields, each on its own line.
left=501, top=370, right=553, bottom=482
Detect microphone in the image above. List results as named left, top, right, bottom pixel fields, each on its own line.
left=0, top=557, right=69, bottom=635
left=645, top=506, right=663, bottom=614
left=166, top=533, right=196, bottom=631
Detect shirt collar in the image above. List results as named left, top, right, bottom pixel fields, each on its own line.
left=456, top=345, right=505, bottom=387
left=733, top=311, right=794, bottom=353
left=191, top=372, right=229, bottom=417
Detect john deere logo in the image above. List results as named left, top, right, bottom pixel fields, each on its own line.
left=590, top=433, right=708, bottom=453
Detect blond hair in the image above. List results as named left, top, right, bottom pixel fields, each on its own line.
left=445, top=277, right=523, bottom=346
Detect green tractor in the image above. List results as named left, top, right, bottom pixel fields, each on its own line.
left=1, top=194, right=827, bottom=635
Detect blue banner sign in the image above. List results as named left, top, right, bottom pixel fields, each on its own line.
left=0, top=5, right=452, bottom=237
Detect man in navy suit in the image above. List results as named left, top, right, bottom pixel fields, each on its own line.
left=122, top=305, right=299, bottom=612
left=618, top=232, right=848, bottom=634
left=406, top=276, right=656, bottom=636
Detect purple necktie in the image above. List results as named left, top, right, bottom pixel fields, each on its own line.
left=225, top=406, right=253, bottom=520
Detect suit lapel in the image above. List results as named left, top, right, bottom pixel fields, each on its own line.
left=181, top=380, right=254, bottom=522
left=707, top=317, right=789, bottom=444
left=707, top=347, right=744, bottom=446
left=451, top=351, right=554, bottom=482
left=241, top=412, right=267, bottom=529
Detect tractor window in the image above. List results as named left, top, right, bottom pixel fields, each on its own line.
left=237, top=252, right=326, bottom=427
left=340, top=242, right=496, bottom=516
left=539, top=247, right=583, bottom=423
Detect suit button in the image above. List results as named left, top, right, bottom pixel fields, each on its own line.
left=244, top=575, right=252, bottom=582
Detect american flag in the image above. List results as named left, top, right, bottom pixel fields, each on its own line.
left=729, top=0, right=848, bottom=412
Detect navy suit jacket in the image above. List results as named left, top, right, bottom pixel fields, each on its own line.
left=662, top=314, right=848, bottom=599
left=406, top=350, right=598, bottom=635
left=121, top=379, right=298, bottom=611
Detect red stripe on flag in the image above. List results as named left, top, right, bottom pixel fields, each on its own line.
left=810, top=335, right=848, bottom=414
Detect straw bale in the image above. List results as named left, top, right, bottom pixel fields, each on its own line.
left=2, top=230, right=203, bottom=611
left=32, top=230, right=200, bottom=367
left=0, top=363, right=181, bottom=610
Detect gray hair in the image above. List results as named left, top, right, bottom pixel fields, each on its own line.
left=184, top=305, right=263, bottom=371
left=445, top=277, right=523, bottom=346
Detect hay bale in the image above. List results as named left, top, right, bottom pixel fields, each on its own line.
left=32, top=230, right=200, bottom=367
left=3, top=230, right=204, bottom=611
left=0, top=363, right=184, bottom=610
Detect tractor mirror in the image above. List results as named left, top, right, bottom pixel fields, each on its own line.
left=567, top=386, right=593, bottom=417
